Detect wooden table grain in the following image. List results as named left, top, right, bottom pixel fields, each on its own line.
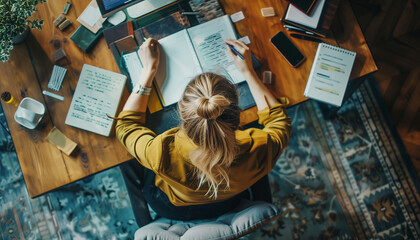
left=0, top=0, right=377, bottom=198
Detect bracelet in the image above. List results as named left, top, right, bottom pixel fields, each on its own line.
left=133, top=84, right=152, bottom=96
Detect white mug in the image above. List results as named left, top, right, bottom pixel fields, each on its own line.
left=14, top=97, right=45, bottom=129
left=17, top=107, right=37, bottom=123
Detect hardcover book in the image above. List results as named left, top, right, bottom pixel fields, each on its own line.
left=102, top=21, right=134, bottom=48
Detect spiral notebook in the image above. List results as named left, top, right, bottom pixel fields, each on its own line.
left=304, top=43, right=356, bottom=107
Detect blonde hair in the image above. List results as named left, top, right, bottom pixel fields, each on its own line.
left=178, top=73, right=240, bottom=199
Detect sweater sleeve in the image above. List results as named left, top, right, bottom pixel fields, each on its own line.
left=257, top=97, right=293, bottom=169
left=115, top=110, right=160, bottom=170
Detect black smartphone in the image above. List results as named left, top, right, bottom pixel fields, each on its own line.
left=270, top=31, right=306, bottom=67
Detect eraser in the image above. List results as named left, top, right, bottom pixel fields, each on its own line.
left=261, top=7, right=275, bottom=17
left=63, top=2, right=71, bottom=15
left=53, top=14, right=66, bottom=27
left=43, top=90, right=64, bottom=101
left=52, top=48, right=66, bottom=62
left=230, top=11, right=245, bottom=23
left=263, top=71, right=272, bottom=84
left=239, top=36, right=251, bottom=45
left=58, top=19, right=72, bottom=31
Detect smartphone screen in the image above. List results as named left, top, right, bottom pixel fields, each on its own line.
left=270, top=31, right=305, bottom=67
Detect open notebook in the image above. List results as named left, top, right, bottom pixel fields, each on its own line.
left=123, top=15, right=245, bottom=107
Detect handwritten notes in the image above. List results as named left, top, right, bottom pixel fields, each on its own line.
left=194, top=33, right=231, bottom=68
left=65, top=64, right=126, bottom=137
left=188, top=15, right=245, bottom=83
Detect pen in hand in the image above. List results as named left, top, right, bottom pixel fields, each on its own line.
left=226, top=43, right=244, bottom=60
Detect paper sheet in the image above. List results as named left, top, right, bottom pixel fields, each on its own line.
left=79, top=6, right=102, bottom=27
left=155, top=30, right=202, bottom=106
left=65, top=64, right=126, bottom=136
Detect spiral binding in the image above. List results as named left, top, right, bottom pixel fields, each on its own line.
left=320, top=43, right=356, bottom=56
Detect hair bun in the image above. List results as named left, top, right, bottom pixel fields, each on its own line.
left=196, top=95, right=230, bottom=120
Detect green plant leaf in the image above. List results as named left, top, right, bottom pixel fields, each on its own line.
left=0, top=0, right=46, bottom=62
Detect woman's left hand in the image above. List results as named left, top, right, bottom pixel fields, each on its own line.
left=137, top=38, right=160, bottom=74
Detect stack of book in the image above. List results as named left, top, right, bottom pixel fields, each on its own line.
left=282, top=0, right=341, bottom=37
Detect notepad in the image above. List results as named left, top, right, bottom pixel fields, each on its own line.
left=123, top=15, right=245, bottom=107
left=304, top=43, right=356, bottom=107
left=65, top=64, right=126, bottom=136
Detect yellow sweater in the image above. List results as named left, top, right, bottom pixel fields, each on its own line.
left=115, top=98, right=292, bottom=206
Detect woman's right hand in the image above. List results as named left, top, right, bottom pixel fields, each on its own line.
left=225, top=39, right=254, bottom=74
left=137, top=38, right=160, bottom=75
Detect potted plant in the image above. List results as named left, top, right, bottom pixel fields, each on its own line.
left=0, top=0, right=46, bottom=62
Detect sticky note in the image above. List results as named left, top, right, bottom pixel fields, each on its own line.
left=239, top=36, right=251, bottom=45
left=230, top=11, right=245, bottom=23
left=261, top=7, right=275, bottom=17
left=47, top=127, right=77, bottom=156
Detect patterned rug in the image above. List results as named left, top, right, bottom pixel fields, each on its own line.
left=1, top=78, right=419, bottom=239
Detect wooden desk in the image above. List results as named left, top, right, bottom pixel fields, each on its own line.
left=219, top=0, right=377, bottom=123
left=0, top=0, right=376, bottom=198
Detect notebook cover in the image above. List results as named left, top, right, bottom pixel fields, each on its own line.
left=102, top=21, right=134, bottom=47
left=282, top=0, right=341, bottom=37
left=114, top=36, right=138, bottom=54
left=70, top=25, right=103, bottom=52
left=285, top=0, right=320, bottom=15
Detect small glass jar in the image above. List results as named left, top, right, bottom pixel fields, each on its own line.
left=1, top=92, right=18, bottom=106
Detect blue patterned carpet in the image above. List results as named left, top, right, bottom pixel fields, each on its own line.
left=1, top=78, right=419, bottom=239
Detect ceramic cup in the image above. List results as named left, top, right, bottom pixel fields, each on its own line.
left=14, top=97, right=45, bottom=129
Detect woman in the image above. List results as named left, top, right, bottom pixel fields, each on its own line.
left=116, top=38, right=292, bottom=224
